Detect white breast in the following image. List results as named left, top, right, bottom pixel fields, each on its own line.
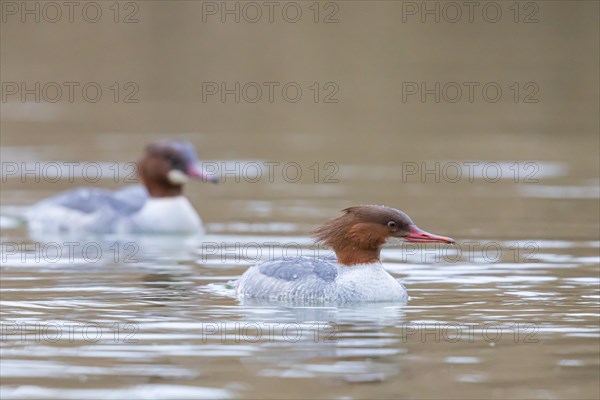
left=27, top=195, right=204, bottom=234
left=124, top=196, right=204, bottom=234
left=237, top=260, right=407, bottom=304
left=333, top=263, right=408, bottom=302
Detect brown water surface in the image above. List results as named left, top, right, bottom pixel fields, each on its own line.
left=1, top=1, right=599, bottom=399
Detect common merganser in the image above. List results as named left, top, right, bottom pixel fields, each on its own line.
left=26, top=140, right=218, bottom=234
left=236, top=205, right=454, bottom=303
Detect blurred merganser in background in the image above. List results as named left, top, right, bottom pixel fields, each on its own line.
left=26, top=140, right=218, bottom=234
left=236, top=205, right=454, bottom=303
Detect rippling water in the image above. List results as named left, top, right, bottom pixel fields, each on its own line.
left=2, top=1, right=599, bottom=397
left=1, top=132, right=599, bottom=399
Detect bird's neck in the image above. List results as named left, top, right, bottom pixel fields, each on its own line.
left=335, top=246, right=381, bottom=266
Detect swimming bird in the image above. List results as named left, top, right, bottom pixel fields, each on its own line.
left=236, top=205, right=454, bottom=303
left=26, top=140, right=218, bottom=234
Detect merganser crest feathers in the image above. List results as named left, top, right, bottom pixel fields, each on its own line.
left=237, top=205, right=454, bottom=304
left=25, top=140, right=215, bottom=234
left=311, top=205, right=415, bottom=266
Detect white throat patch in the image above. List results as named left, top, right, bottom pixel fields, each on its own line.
left=167, top=170, right=189, bottom=185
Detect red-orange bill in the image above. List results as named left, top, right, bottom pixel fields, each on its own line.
left=405, top=225, right=455, bottom=244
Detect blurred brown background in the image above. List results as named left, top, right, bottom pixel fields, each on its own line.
left=1, top=3, right=599, bottom=399
left=1, top=0, right=599, bottom=237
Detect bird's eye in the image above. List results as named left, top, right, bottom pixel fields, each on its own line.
left=387, top=221, right=397, bottom=229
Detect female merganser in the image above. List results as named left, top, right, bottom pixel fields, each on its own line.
left=236, top=205, right=454, bottom=303
left=26, top=140, right=218, bottom=234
